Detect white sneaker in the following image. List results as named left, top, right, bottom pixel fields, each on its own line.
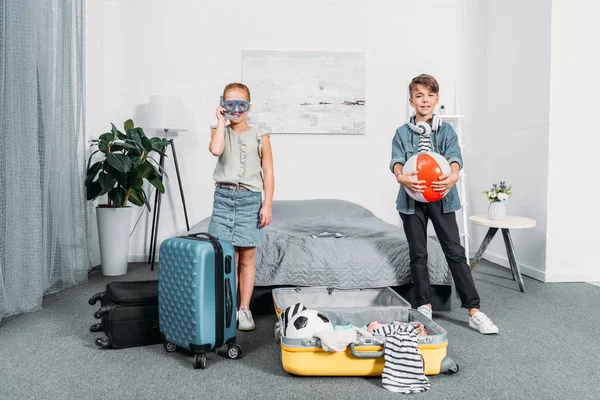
left=469, top=311, right=499, bottom=334
left=238, top=307, right=255, bottom=331
left=417, top=304, right=433, bottom=320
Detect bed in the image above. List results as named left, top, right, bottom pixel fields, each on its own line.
left=187, top=199, right=454, bottom=311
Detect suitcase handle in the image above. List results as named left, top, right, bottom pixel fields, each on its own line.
left=225, top=277, right=233, bottom=329
left=186, top=232, right=218, bottom=241
left=348, top=342, right=385, bottom=359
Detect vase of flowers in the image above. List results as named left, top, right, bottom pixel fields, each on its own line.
left=482, top=181, right=512, bottom=220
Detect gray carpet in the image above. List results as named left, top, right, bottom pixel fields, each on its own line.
left=1, top=260, right=599, bottom=400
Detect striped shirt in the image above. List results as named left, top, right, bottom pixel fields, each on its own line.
left=372, top=324, right=431, bottom=394
left=418, top=134, right=432, bottom=153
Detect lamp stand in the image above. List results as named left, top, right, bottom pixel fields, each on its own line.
left=148, top=129, right=190, bottom=271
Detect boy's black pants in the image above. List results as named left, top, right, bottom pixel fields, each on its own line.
left=400, top=200, right=480, bottom=310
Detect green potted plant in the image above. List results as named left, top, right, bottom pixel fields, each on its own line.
left=85, top=119, right=169, bottom=276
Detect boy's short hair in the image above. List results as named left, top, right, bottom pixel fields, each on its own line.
left=409, top=74, right=439, bottom=97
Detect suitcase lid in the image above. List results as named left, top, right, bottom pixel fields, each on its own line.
left=106, top=280, right=158, bottom=305
left=272, top=286, right=412, bottom=326
left=273, top=287, right=411, bottom=311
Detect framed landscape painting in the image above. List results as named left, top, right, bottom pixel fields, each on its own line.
left=241, top=50, right=366, bottom=135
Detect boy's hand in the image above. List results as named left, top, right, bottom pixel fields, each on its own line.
left=431, top=172, right=459, bottom=196
left=396, top=171, right=426, bottom=195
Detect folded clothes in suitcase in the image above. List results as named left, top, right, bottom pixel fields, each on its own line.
left=272, top=286, right=458, bottom=376
left=158, top=232, right=242, bottom=370
left=88, top=280, right=161, bottom=349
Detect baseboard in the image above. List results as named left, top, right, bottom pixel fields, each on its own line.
left=470, top=250, right=546, bottom=282
left=130, top=252, right=600, bottom=284
left=544, top=270, right=600, bottom=283
left=131, top=252, right=548, bottom=282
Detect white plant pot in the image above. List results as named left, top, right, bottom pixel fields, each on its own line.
left=96, top=206, right=132, bottom=276
left=488, top=201, right=506, bottom=220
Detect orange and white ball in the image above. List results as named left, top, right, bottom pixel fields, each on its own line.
left=403, top=152, right=451, bottom=203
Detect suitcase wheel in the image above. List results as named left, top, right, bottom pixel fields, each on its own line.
left=88, top=292, right=104, bottom=306
left=440, top=356, right=459, bottom=375
left=94, top=305, right=112, bottom=319
left=89, top=323, right=103, bottom=333
left=95, top=338, right=110, bottom=349
left=227, top=344, right=242, bottom=360
left=193, top=354, right=207, bottom=369
left=163, top=341, right=177, bottom=353
left=274, top=322, right=282, bottom=344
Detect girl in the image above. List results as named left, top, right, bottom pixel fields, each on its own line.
left=208, top=82, right=274, bottom=331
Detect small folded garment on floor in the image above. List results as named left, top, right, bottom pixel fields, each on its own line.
left=372, top=324, right=431, bottom=394
left=313, top=327, right=373, bottom=352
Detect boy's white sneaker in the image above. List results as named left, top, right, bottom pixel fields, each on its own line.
left=469, top=311, right=499, bottom=334
left=417, top=304, right=433, bottom=320
left=238, top=306, right=256, bottom=331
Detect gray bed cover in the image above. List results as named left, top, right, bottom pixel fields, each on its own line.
left=187, top=199, right=452, bottom=288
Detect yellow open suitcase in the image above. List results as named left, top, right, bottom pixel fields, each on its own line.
left=272, top=287, right=458, bottom=376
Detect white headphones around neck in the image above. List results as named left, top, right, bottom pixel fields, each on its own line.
left=407, top=114, right=442, bottom=135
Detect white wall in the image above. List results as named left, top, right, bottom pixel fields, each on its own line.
left=545, top=0, right=600, bottom=282
left=86, top=0, right=467, bottom=261
left=462, top=0, right=551, bottom=281
left=86, top=0, right=600, bottom=283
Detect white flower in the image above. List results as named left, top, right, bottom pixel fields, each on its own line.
left=489, top=192, right=497, bottom=199
left=497, top=192, right=508, bottom=201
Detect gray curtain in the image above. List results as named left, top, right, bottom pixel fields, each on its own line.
left=0, top=0, right=89, bottom=321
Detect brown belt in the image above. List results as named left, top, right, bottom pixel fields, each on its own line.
left=216, top=182, right=250, bottom=191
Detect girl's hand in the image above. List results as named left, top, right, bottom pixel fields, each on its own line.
left=216, top=105, right=227, bottom=123
left=396, top=171, right=426, bottom=195
left=259, top=204, right=272, bottom=228
left=431, top=172, right=459, bottom=196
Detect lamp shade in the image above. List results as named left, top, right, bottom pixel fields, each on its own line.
left=147, top=95, right=187, bottom=132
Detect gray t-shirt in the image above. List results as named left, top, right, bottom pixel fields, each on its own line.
left=212, top=125, right=269, bottom=192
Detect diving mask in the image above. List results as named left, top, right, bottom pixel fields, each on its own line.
left=221, top=96, right=250, bottom=120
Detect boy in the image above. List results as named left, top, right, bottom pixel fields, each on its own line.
left=390, top=74, right=498, bottom=335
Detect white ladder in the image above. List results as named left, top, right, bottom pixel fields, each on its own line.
left=439, top=113, right=470, bottom=261
left=440, top=83, right=469, bottom=261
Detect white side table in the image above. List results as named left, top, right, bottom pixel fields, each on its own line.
left=469, top=215, right=536, bottom=292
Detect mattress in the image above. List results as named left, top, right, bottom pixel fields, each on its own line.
left=187, top=199, right=452, bottom=289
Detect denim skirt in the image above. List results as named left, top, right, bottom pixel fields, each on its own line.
left=207, top=186, right=264, bottom=247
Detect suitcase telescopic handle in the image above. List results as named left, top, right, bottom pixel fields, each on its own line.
left=349, top=342, right=385, bottom=359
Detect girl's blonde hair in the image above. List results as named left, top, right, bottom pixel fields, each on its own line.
left=223, top=82, right=251, bottom=102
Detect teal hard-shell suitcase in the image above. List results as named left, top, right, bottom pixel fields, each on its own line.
left=158, top=232, right=241, bottom=369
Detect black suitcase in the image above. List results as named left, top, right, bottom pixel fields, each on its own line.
left=88, top=280, right=161, bottom=349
